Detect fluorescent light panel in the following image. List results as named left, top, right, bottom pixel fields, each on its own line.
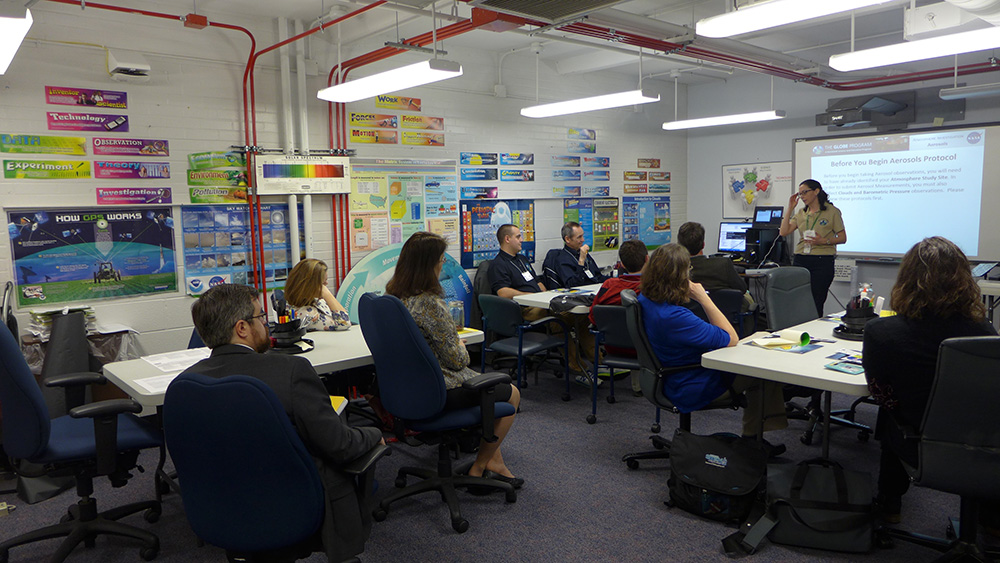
left=662, top=110, right=786, bottom=130
left=830, top=26, right=1000, bottom=71
left=0, top=7, right=32, bottom=75
left=696, top=0, right=893, bottom=38
left=317, top=59, right=462, bottom=103
left=520, top=89, right=660, bottom=118
left=939, top=82, right=1000, bottom=100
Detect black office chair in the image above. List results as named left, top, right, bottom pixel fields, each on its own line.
left=709, top=288, right=756, bottom=338
left=587, top=305, right=641, bottom=424
left=0, top=318, right=163, bottom=563
left=359, top=293, right=517, bottom=533
left=765, top=267, right=872, bottom=444
left=880, top=336, right=1000, bottom=562
left=619, top=290, right=743, bottom=469
left=163, top=372, right=388, bottom=562
left=478, top=293, right=571, bottom=399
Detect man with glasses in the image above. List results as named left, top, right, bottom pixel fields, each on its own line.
left=181, top=283, right=383, bottom=563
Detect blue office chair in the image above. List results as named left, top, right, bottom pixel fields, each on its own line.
left=359, top=293, right=517, bottom=533
left=587, top=305, right=641, bottom=424
left=163, top=372, right=388, bottom=562
left=478, top=293, right=570, bottom=399
left=0, top=317, right=162, bottom=563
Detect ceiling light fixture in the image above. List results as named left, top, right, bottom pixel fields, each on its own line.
left=662, top=109, right=786, bottom=130
left=939, top=82, right=1000, bottom=100
left=0, top=5, right=33, bottom=75
left=830, top=26, right=1000, bottom=71
left=696, top=0, right=893, bottom=38
left=317, top=59, right=463, bottom=103
left=520, top=88, right=660, bottom=118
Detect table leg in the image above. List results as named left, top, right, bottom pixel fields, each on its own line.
left=822, top=391, right=832, bottom=459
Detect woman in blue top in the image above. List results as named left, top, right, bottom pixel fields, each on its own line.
left=638, top=243, right=787, bottom=438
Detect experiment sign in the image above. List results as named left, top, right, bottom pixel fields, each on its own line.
left=7, top=207, right=177, bottom=306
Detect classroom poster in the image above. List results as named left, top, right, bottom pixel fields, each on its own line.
left=188, top=151, right=245, bottom=169
left=350, top=129, right=398, bottom=144
left=96, top=187, right=172, bottom=205
left=460, top=186, right=498, bottom=199
left=624, top=171, right=647, bottom=181
left=47, top=112, right=128, bottom=132
left=460, top=199, right=535, bottom=268
left=336, top=243, right=471, bottom=325
left=500, top=170, right=533, bottom=182
left=350, top=173, right=388, bottom=212
left=568, top=128, right=596, bottom=140
left=552, top=170, right=581, bottom=181
left=582, top=186, right=610, bottom=197
left=551, top=155, right=580, bottom=167
left=622, top=196, right=670, bottom=248
left=582, top=156, right=610, bottom=167
left=1, top=134, right=86, bottom=155
left=637, top=158, right=660, bottom=169
left=401, top=131, right=444, bottom=146
left=189, top=187, right=248, bottom=204
left=95, top=161, right=170, bottom=179
left=387, top=175, right=425, bottom=241
left=563, top=199, right=594, bottom=248
left=8, top=207, right=176, bottom=306
left=4, top=160, right=91, bottom=179
left=375, top=95, right=421, bottom=111
left=187, top=169, right=248, bottom=187
left=460, top=152, right=498, bottom=166
left=722, top=161, right=793, bottom=218
left=428, top=217, right=460, bottom=246
left=593, top=198, right=621, bottom=251
left=583, top=170, right=610, bottom=181
left=567, top=141, right=596, bottom=153
left=649, top=171, right=670, bottom=181
left=624, top=184, right=647, bottom=194
left=551, top=186, right=581, bottom=198
left=423, top=176, right=459, bottom=217
left=45, top=86, right=127, bottom=109
left=500, top=153, right=534, bottom=165
left=93, top=138, right=169, bottom=157
left=350, top=113, right=398, bottom=128
left=401, top=115, right=444, bottom=130
left=349, top=212, right=390, bottom=253
left=180, top=203, right=302, bottom=295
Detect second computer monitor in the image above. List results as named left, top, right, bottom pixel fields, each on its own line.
left=718, top=221, right=752, bottom=253
left=752, top=206, right=784, bottom=229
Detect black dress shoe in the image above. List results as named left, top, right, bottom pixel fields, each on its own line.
left=482, top=470, right=524, bottom=489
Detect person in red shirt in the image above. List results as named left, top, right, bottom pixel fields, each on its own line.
left=588, top=239, right=647, bottom=394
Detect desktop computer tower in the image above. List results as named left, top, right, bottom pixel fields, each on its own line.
left=745, top=228, right=784, bottom=265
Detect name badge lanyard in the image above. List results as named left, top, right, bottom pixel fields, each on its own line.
left=565, top=248, right=594, bottom=278
left=513, top=255, right=534, bottom=282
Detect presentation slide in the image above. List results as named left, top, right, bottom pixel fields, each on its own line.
left=794, top=124, right=1000, bottom=260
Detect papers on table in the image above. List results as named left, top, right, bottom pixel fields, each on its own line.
left=749, top=329, right=810, bottom=348
left=141, top=347, right=210, bottom=374
left=133, top=374, right=180, bottom=394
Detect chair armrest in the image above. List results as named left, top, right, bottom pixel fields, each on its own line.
left=69, top=398, right=142, bottom=419
left=461, top=372, right=512, bottom=391
left=44, top=371, right=106, bottom=388
left=524, top=315, right=568, bottom=332
left=343, top=443, right=391, bottom=476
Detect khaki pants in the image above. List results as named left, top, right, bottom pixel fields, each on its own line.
left=521, top=306, right=596, bottom=373
left=713, top=376, right=788, bottom=436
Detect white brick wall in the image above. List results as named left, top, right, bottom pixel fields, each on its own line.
left=1, top=3, right=688, bottom=353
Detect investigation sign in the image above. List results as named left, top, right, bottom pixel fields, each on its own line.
left=7, top=207, right=177, bottom=306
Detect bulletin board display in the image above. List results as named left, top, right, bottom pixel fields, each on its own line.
left=8, top=207, right=177, bottom=306
left=460, top=199, right=536, bottom=269
left=622, top=195, right=671, bottom=249
left=348, top=158, right=459, bottom=252
left=563, top=198, right=620, bottom=251
left=180, top=203, right=302, bottom=296
left=253, top=154, right=350, bottom=195
left=721, top=161, right=792, bottom=219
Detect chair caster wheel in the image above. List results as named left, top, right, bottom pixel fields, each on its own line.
left=452, top=518, right=470, bottom=533
left=561, top=393, right=570, bottom=402
left=505, top=491, right=517, bottom=503
left=140, top=546, right=158, bottom=561
left=586, top=414, right=596, bottom=424
left=372, top=508, right=388, bottom=522
left=625, top=459, right=639, bottom=470
left=858, top=431, right=870, bottom=442
left=144, top=508, right=161, bottom=523
left=157, top=480, right=171, bottom=495
left=800, top=433, right=813, bottom=445
left=652, top=440, right=666, bottom=450
left=395, top=476, right=407, bottom=488
left=651, top=424, right=661, bottom=434
left=606, top=396, right=616, bottom=404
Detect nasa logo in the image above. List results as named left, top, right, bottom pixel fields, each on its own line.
left=967, top=131, right=982, bottom=144
left=209, top=276, right=226, bottom=287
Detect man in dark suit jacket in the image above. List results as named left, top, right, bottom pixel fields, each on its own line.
left=182, top=283, right=383, bottom=562
left=678, top=221, right=753, bottom=312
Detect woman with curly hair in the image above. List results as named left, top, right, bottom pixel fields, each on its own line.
left=284, top=258, right=351, bottom=331
left=863, top=236, right=997, bottom=523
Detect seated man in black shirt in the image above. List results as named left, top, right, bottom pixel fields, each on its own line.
left=678, top=221, right=753, bottom=312
left=542, top=221, right=607, bottom=289
left=488, top=223, right=595, bottom=379
left=181, top=284, right=384, bottom=563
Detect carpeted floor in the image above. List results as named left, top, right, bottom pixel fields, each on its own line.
left=0, top=370, right=961, bottom=562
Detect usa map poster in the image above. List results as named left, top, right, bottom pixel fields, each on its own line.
left=8, top=207, right=177, bottom=306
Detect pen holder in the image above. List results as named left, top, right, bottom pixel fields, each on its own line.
left=841, top=307, right=877, bottom=333
left=271, top=318, right=306, bottom=347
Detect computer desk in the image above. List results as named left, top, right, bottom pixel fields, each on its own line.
left=103, top=325, right=483, bottom=408
left=701, top=317, right=871, bottom=459
left=979, top=279, right=1000, bottom=323
left=512, top=283, right=603, bottom=313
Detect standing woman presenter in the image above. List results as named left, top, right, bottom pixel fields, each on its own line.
left=779, top=179, right=846, bottom=316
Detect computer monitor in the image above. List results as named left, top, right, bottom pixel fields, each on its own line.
left=752, top=206, right=784, bottom=229
left=718, top=222, right=752, bottom=253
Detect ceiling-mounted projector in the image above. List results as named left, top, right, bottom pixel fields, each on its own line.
left=107, top=50, right=150, bottom=83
